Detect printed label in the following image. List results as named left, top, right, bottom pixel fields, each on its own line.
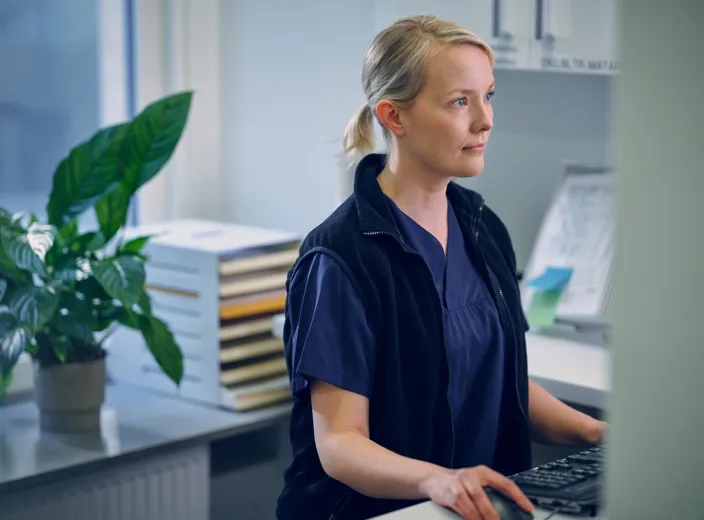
left=541, top=56, right=621, bottom=73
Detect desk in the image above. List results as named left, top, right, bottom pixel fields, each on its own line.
left=373, top=500, right=604, bottom=519
left=271, top=314, right=610, bottom=409
left=523, top=333, right=609, bottom=409
left=0, top=383, right=290, bottom=519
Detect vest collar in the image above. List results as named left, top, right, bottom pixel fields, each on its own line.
left=353, top=153, right=484, bottom=235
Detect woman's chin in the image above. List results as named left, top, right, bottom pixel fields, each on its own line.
left=453, top=156, right=485, bottom=178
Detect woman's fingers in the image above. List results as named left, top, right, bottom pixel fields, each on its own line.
left=477, top=465, right=535, bottom=513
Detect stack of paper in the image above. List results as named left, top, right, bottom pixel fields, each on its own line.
left=107, top=219, right=300, bottom=412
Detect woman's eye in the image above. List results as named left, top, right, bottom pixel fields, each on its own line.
left=451, top=97, right=467, bottom=108
left=485, top=90, right=495, bottom=102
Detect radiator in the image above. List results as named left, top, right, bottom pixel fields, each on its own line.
left=3, top=445, right=209, bottom=520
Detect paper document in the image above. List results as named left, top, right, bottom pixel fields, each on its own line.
left=521, top=170, right=615, bottom=328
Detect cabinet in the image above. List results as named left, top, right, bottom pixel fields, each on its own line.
left=532, top=0, right=620, bottom=74
left=372, top=0, right=620, bottom=75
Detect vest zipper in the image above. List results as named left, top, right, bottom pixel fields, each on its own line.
left=362, top=230, right=456, bottom=469
left=328, top=490, right=350, bottom=520
left=474, top=204, right=529, bottom=422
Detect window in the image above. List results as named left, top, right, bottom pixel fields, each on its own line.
left=0, top=0, right=129, bottom=221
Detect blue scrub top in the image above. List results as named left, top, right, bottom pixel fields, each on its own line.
left=286, top=197, right=506, bottom=469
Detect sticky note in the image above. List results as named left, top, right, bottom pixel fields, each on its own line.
left=525, top=289, right=563, bottom=328
left=527, top=267, right=574, bottom=291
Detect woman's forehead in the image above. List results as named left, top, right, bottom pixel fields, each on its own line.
left=423, top=44, right=494, bottom=93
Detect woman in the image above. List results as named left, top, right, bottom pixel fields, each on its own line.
left=277, top=15, right=605, bottom=520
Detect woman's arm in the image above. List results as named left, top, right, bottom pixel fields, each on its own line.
left=311, top=380, right=446, bottom=500
left=528, top=379, right=606, bottom=446
left=289, top=254, right=444, bottom=498
left=311, top=380, right=534, bottom=519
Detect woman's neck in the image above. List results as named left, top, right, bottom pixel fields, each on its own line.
left=378, top=153, right=450, bottom=250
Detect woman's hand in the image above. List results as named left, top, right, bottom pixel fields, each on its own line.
left=582, top=419, right=607, bottom=446
left=419, top=465, right=534, bottom=520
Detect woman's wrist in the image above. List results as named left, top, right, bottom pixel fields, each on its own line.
left=576, top=416, right=607, bottom=446
left=417, top=465, right=454, bottom=498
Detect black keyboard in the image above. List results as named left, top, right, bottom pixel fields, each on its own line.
left=511, top=446, right=603, bottom=515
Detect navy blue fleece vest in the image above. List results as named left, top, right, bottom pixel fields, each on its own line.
left=277, top=154, right=532, bottom=520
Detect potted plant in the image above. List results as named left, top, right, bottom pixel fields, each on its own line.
left=0, top=91, right=192, bottom=432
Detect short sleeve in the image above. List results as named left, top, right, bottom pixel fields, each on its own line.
left=285, top=253, right=377, bottom=399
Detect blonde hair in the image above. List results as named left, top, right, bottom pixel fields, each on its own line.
left=343, top=15, right=494, bottom=162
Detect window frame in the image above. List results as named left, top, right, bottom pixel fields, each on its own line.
left=130, top=0, right=224, bottom=225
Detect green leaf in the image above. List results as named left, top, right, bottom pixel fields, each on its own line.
left=7, top=285, right=60, bottom=334
left=48, top=335, right=72, bottom=363
left=0, top=208, right=12, bottom=225
left=11, top=212, right=28, bottom=226
left=0, top=229, right=34, bottom=279
left=0, top=369, right=13, bottom=399
left=52, top=254, right=83, bottom=283
left=94, top=306, right=131, bottom=331
left=112, top=307, right=140, bottom=329
left=95, top=182, right=131, bottom=243
left=0, top=312, right=29, bottom=377
left=138, top=290, right=152, bottom=315
left=68, top=231, right=106, bottom=253
left=96, top=92, right=193, bottom=243
left=76, top=276, right=111, bottom=302
left=1, top=224, right=56, bottom=277
left=0, top=209, right=24, bottom=233
left=119, top=235, right=153, bottom=256
left=138, top=315, right=183, bottom=386
left=123, top=91, right=193, bottom=189
left=55, top=292, right=97, bottom=341
left=1, top=228, right=45, bottom=277
left=90, top=256, right=146, bottom=308
left=0, top=249, right=24, bottom=280
left=57, top=218, right=79, bottom=247
left=0, top=278, right=6, bottom=302
left=26, top=224, right=56, bottom=261
left=46, top=123, right=128, bottom=226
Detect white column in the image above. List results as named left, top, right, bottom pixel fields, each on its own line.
left=132, top=0, right=223, bottom=224
left=606, top=1, right=704, bottom=518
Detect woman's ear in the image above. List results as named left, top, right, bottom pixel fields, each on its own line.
left=375, top=100, right=405, bottom=138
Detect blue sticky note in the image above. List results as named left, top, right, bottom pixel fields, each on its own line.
left=527, top=267, right=574, bottom=291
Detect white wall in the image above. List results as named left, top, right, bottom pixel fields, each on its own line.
left=605, top=1, right=704, bottom=517
left=218, top=1, right=613, bottom=270
left=462, top=69, right=614, bottom=270
left=219, top=0, right=375, bottom=235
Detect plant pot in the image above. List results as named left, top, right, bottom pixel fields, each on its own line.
left=33, top=355, right=106, bottom=433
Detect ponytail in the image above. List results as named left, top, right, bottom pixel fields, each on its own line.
left=343, top=103, right=375, bottom=162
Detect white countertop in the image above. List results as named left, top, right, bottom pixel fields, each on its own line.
left=271, top=313, right=610, bottom=408
left=372, top=500, right=604, bottom=519
left=523, top=333, right=610, bottom=409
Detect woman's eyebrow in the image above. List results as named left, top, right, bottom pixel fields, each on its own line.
left=445, top=82, right=496, bottom=96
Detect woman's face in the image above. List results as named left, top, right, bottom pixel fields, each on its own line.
left=397, top=44, right=495, bottom=179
